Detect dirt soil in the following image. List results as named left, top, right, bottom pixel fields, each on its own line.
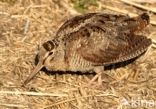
left=0, top=0, right=156, bottom=109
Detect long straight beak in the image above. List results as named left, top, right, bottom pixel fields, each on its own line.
left=23, top=61, right=44, bottom=85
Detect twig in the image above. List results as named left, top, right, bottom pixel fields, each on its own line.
left=0, top=11, right=10, bottom=16
left=120, top=0, right=156, bottom=13
left=149, top=32, right=156, bottom=48
left=11, top=15, right=28, bottom=19
left=129, top=0, right=156, bottom=3
left=153, top=40, right=156, bottom=44
left=152, top=39, right=156, bottom=48
left=23, top=5, right=48, bottom=14
left=152, top=43, right=156, bottom=48
left=0, top=103, right=27, bottom=108
left=23, top=18, right=30, bottom=35
left=0, top=91, right=68, bottom=97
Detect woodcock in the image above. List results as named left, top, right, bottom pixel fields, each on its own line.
left=23, top=13, right=152, bottom=85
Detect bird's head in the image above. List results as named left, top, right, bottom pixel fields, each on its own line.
left=23, top=40, right=60, bottom=85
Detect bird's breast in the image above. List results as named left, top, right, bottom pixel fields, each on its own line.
left=67, top=50, right=94, bottom=72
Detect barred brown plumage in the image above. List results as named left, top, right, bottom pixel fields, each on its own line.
left=23, top=13, right=152, bottom=85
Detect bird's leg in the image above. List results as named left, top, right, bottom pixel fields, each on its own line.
left=88, top=66, right=104, bottom=86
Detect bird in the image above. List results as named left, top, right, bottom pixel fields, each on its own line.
left=23, top=12, right=152, bottom=85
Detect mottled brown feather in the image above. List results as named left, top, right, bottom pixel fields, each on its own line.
left=57, top=13, right=151, bottom=65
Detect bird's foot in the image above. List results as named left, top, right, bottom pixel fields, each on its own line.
left=87, top=72, right=103, bottom=87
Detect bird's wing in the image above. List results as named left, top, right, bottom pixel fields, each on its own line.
left=75, top=24, right=152, bottom=65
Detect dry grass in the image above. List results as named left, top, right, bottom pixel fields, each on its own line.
left=0, top=0, right=156, bottom=109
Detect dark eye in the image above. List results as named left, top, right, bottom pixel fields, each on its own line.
left=43, top=41, right=54, bottom=51
left=49, top=52, right=53, bottom=55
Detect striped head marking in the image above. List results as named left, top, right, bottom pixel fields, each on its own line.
left=23, top=40, right=59, bottom=85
